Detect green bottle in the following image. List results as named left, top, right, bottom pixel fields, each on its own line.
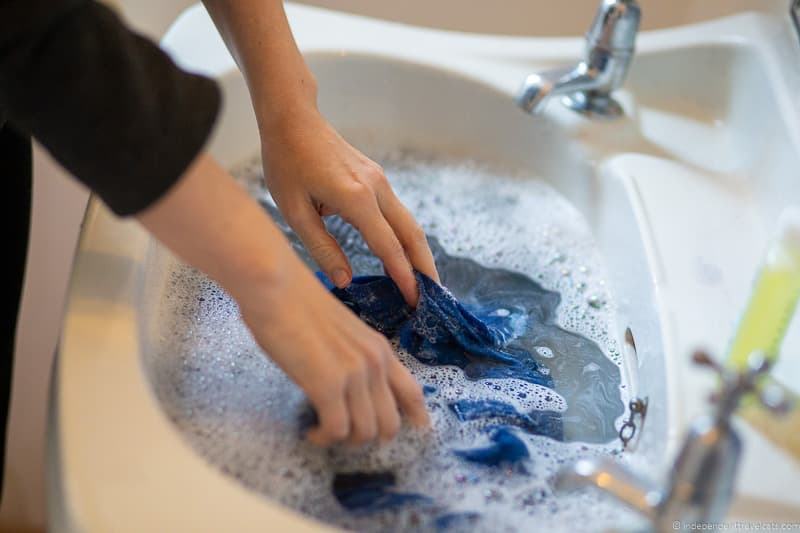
left=727, top=207, right=800, bottom=457
left=727, top=208, right=800, bottom=369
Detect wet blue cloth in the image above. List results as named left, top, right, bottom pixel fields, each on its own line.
left=332, top=472, right=431, bottom=513
left=318, top=271, right=553, bottom=389
left=267, top=200, right=624, bottom=445
left=449, top=400, right=563, bottom=441
left=263, top=202, right=624, bottom=524
left=453, top=427, right=529, bottom=467
left=434, top=512, right=482, bottom=530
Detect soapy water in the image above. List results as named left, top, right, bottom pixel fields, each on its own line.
left=144, top=151, right=639, bottom=531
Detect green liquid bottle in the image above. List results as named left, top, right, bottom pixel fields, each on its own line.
left=727, top=208, right=800, bottom=369
left=726, top=207, right=800, bottom=457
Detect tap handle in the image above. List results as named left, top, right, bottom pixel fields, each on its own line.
left=586, top=0, right=641, bottom=52
left=757, top=382, right=794, bottom=415
left=692, top=350, right=794, bottom=415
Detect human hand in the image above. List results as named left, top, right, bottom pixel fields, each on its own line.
left=233, top=252, right=430, bottom=446
left=259, top=108, right=439, bottom=306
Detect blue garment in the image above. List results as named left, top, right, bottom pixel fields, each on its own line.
left=265, top=200, right=624, bottom=445
left=434, top=512, right=482, bottom=530
left=449, top=400, right=563, bottom=441
left=262, top=201, right=625, bottom=524
left=332, top=472, right=431, bottom=513
left=319, top=271, right=552, bottom=388
left=453, top=427, right=529, bottom=467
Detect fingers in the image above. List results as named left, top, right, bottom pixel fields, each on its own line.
left=306, top=385, right=349, bottom=446
left=367, top=347, right=401, bottom=442
left=346, top=198, right=419, bottom=306
left=376, top=190, right=440, bottom=284
left=340, top=338, right=401, bottom=445
left=285, top=200, right=352, bottom=288
left=387, top=357, right=430, bottom=428
left=306, top=336, right=426, bottom=447
left=346, top=374, right=378, bottom=445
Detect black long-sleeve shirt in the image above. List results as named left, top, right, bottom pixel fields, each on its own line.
left=0, top=0, right=221, bottom=216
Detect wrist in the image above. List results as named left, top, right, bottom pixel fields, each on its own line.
left=221, top=239, right=307, bottom=323
left=251, top=72, right=320, bottom=136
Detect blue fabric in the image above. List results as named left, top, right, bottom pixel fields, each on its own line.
left=267, top=200, right=624, bottom=445
left=319, top=271, right=552, bottom=388
left=453, top=427, right=529, bottom=467
left=262, top=202, right=625, bottom=524
left=449, top=399, right=563, bottom=441
left=332, top=471, right=432, bottom=513
left=422, top=384, right=437, bottom=396
left=434, top=512, right=482, bottom=530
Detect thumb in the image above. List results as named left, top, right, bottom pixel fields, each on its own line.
left=287, top=202, right=352, bottom=288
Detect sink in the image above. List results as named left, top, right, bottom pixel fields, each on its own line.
left=50, top=3, right=800, bottom=532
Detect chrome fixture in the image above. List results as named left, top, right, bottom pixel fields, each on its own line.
left=618, top=327, right=648, bottom=451
left=618, top=396, right=648, bottom=450
left=515, top=0, right=641, bottom=118
left=554, top=351, right=792, bottom=532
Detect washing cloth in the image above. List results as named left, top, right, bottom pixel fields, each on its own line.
left=319, top=271, right=553, bottom=388
left=267, top=200, right=623, bottom=444
left=332, top=472, right=431, bottom=512
left=264, top=203, right=625, bottom=522
left=449, top=399, right=563, bottom=441
left=434, top=512, right=482, bottom=531
left=453, top=427, right=529, bottom=467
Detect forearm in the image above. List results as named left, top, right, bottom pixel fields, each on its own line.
left=202, top=0, right=317, bottom=133
left=137, top=154, right=292, bottom=304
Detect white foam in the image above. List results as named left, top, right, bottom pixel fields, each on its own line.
left=142, top=151, right=636, bottom=532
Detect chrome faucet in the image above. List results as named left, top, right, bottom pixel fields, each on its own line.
left=515, top=0, right=641, bottom=118
left=554, top=351, right=792, bottom=532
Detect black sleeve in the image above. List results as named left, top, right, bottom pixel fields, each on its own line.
left=0, top=0, right=221, bottom=216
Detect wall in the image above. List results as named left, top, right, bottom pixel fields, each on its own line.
left=294, top=0, right=788, bottom=36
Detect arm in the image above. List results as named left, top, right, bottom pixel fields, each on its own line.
left=138, top=156, right=430, bottom=445
left=0, top=0, right=427, bottom=445
left=202, top=0, right=439, bottom=306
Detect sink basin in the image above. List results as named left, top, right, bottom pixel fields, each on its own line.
left=50, top=4, right=800, bottom=531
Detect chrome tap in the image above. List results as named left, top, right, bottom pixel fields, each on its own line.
left=554, top=351, right=792, bottom=532
left=515, top=0, right=641, bottom=118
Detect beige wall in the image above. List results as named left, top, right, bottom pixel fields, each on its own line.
left=294, top=0, right=788, bottom=36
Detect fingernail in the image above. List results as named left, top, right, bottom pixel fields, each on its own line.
left=332, top=269, right=350, bottom=288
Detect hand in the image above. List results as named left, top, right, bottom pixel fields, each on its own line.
left=234, top=253, right=431, bottom=446
left=139, top=155, right=430, bottom=447
left=260, top=108, right=439, bottom=306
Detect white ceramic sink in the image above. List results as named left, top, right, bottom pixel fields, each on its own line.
left=50, top=4, right=800, bottom=531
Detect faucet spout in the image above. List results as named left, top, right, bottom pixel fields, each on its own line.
left=515, top=65, right=598, bottom=115
left=554, top=458, right=663, bottom=520
left=515, top=0, right=640, bottom=118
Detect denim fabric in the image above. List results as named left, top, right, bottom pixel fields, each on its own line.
left=319, top=271, right=553, bottom=389
left=332, top=472, right=432, bottom=513
left=262, top=202, right=624, bottom=522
